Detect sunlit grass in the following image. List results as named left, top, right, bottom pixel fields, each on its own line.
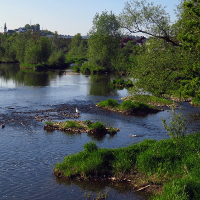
left=55, top=133, right=200, bottom=199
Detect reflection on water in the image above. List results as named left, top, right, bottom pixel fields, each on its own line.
left=1, top=63, right=200, bottom=199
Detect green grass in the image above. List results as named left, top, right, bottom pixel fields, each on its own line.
left=97, top=99, right=119, bottom=108
left=124, top=95, right=172, bottom=106
left=55, top=133, right=200, bottom=199
left=119, top=100, right=157, bottom=111
left=45, top=121, right=54, bottom=126
left=97, top=98, right=157, bottom=112
left=64, top=120, right=83, bottom=129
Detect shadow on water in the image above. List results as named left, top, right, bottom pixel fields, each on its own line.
left=56, top=178, right=146, bottom=200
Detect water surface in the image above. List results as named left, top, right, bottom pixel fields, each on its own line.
left=0, top=63, right=200, bottom=199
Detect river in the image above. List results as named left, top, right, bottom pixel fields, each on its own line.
left=0, top=63, right=200, bottom=199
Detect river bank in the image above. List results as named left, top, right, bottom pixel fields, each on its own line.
left=54, top=133, right=200, bottom=199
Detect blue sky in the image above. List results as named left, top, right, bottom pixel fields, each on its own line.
left=1, top=0, right=180, bottom=36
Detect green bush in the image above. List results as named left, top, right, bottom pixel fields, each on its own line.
left=83, top=141, right=98, bottom=153
left=87, top=122, right=107, bottom=133
left=120, top=100, right=155, bottom=111
left=97, top=99, right=119, bottom=108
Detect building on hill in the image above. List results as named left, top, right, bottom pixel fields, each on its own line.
left=136, top=36, right=146, bottom=46
left=4, top=23, right=7, bottom=33
left=16, top=27, right=26, bottom=33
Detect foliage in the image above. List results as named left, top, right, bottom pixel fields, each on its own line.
left=87, top=34, right=121, bottom=70
left=98, top=98, right=157, bottom=111
left=119, top=100, right=156, bottom=111
left=132, top=38, right=185, bottom=97
left=83, top=141, right=98, bottom=153
left=89, top=11, right=121, bottom=36
left=45, top=121, right=54, bottom=126
left=97, top=99, right=119, bottom=108
left=124, top=95, right=172, bottom=106
left=161, top=105, right=187, bottom=139
left=48, top=50, right=66, bottom=66
left=68, top=33, right=88, bottom=56
left=119, top=0, right=178, bottom=46
left=64, top=120, right=83, bottom=129
left=87, top=122, right=107, bottom=134
left=24, top=37, right=52, bottom=64
left=109, top=78, right=133, bottom=87
left=87, top=11, right=121, bottom=71
left=55, top=133, right=200, bottom=199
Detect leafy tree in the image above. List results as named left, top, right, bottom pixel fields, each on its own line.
left=88, top=11, right=121, bottom=70
left=132, top=38, right=185, bottom=97
left=24, top=24, right=31, bottom=29
left=35, top=24, right=40, bottom=31
left=177, top=0, right=200, bottom=103
left=68, top=33, right=87, bottom=56
left=50, top=31, right=67, bottom=52
left=24, top=37, right=52, bottom=64
left=119, top=0, right=178, bottom=46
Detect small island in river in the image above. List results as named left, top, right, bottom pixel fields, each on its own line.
left=97, top=98, right=162, bottom=115
left=43, top=120, right=119, bottom=135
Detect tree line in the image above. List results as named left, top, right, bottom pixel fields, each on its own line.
left=0, top=0, right=199, bottom=104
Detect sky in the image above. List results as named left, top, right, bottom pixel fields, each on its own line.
left=0, top=0, right=181, bottom=36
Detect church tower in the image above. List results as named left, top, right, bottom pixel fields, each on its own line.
left=4, top=23, right=7, bottom=33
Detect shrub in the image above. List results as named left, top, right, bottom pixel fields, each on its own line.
left=88, top=122, right=107, bottom=133
left=120, top=100, right=155, bottom=111
left=98, top=99, right=119, bottom=108
left=116, top=78, right=125, bottom=85
left=161, top=105, right=187, bottom=139
left=83, top=141, right=98, bottom=153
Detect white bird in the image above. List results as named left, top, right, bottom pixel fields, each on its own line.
left=76, top=108, right=79, bottom=114
left=130, top=134, right=136, bottom=137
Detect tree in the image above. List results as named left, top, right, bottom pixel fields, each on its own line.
left=89, top=11, right=121, bottom=36
left=35, top=24, right=40, bottom=31
left=68, top=33, right=83, bottom=56
left=24, top=24, right=31, bottom=29
left=132, top=38, right=185, bottom=97
left=176, top=0, right=200, bottom=103
left=119, top=0, right=178, bottom=46
left=24, top=37, right=52, bottom=64
left=87, top=11, right=121, bottom=70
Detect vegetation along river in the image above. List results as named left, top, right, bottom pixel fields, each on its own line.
left=1, top=63, right=200, bottom=199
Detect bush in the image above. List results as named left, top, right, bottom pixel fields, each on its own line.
left=97, top=99, right=119, bottom=108
left=120, top=100, right=155, bottom=111
left=161, top=105, right=187, bottom=139
left=88, top=122, right=107, bottom=133
left=83, top=141, right=98, bottom=153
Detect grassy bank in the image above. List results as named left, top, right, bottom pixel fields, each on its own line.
left=54, top=133, right=200, bottom=199
left=97, top=98, right=159, bottom=114
left=122, top=95, right=173, bottom=107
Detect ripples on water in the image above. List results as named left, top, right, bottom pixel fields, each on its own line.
left=0, top=64, right=200, bottom=199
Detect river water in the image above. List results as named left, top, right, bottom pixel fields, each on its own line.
left=0, top=63, right=200, bottom=200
